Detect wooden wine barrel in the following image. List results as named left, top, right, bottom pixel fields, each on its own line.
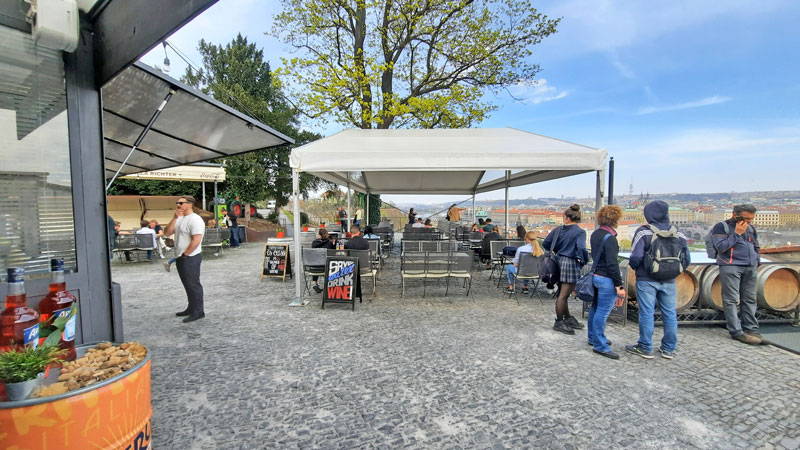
left=756, top=265, right=800, bottom=311
left=675, top=266, right=702, bottom=311
left=620, top=261, right=700, bottom=311
left=699, top=265, right=724, bottom=310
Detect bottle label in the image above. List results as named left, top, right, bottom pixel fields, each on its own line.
left=23, top=323, right=39, bottom=348
left=54, top=307, right=76, bottom=342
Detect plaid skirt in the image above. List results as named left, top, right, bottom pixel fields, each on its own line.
left=557, top=255, right=582, bottom=283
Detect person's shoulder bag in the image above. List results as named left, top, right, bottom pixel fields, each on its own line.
left=576, top=233, right=612, bottom=302
left=538, top=226, right=562, bottom=284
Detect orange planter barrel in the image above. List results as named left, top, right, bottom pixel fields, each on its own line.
left=0, top=344, right=152, bottom=450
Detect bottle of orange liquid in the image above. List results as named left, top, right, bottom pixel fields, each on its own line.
left=38, top=259, right=77, bottom=361
left=0, top=268, right=40, bottom=351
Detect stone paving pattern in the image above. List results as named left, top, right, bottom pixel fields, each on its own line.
left=112, top=242, right=800, bottom=449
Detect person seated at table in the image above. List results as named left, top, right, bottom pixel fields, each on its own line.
left=478, top=218, right=485, bottom=226
left=378, top=217, right=393, bottom=229
left=134, top=219, right=157, bottom=260
left=344, top=225, right=370, bottom=250
left=504, top=231, right=545, bottom=294
left=482, top=218, right=495, bottom=233
left=310, top=229, right=336, bottom=293
left=470, top=223, right=481, bottom=232
left=411, top=218, right=425, bottom=228
left=363, top=226, right=380, bottom=239
left=424, top=219, right=433, bottom=228
left=480, top=227, right=503, bottom=265
left=516, top=224, right=527, bottom=240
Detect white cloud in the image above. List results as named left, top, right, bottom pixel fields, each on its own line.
left=507, top=78, right=568, bottom=105
left=636, top=95, right=731, bottom=115
left=607, top=51, right=636, bottom=79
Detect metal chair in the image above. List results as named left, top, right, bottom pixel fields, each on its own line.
left=488, top=240, right=509, bottom=280
left=367, top=239, right=381, bottom=270
left=509, top=252, right=543, bottom=305
left=447, top=251, right=473, bottom=297
left=302, top=248, right=328, bottom=294
left=422, top=240, right=438, bottom=252
left=349, top=249, right=377, bottom=294
left=402, top=240, right=422, bottom=254
left=424, top=251, right=450, bottom=297
left=401, top=251, right=426, bottom=297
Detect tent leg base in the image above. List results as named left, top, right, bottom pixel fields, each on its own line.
left=288, top=297, right=309, bottom=307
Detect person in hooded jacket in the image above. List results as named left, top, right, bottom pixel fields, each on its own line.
left=625, top=201, right=690, bottom=360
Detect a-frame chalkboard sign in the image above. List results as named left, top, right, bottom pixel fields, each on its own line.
left=261, top=243, right=292, bottom=281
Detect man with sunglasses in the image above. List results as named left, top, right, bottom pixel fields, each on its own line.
left=164, top=195, right=206, bottom=323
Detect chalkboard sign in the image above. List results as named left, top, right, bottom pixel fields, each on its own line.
left=261, top=243, right=292, bottom=281
left=322, top=256, right=362, bottom=310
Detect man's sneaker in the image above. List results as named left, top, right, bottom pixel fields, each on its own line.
left=521, top=287, right=529, bottom=295
left=565, top=316, right=585, bottom=330
left=592, top=349, right=620, bottom=360
left=733, top=333, right=761, bottom=345
left=163, top=262, right=171, bottom=272
left=503, top=287, right=514, bottom=294
left=553, top=319, right=575, bottom=335
left=313, top=285, right=323, bottom=294
left=658, top=347, right=675, bottom=360
left=625, top=344, right=654, bottom=359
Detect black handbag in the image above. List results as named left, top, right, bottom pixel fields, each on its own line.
left=576, top=233, right=611, bottom=302
left=538, top=226, right=561, bottom=284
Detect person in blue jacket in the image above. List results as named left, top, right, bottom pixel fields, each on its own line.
left=712, top=204, right=763, bottom=345
left=625, top=201, right=690, bottom=360
left=542, top=204, right=590, bottom=335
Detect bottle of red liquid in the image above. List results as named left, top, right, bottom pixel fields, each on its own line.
left=39, top=259, right=77, bottom=361
left=0, top=268, right=40, bottom=351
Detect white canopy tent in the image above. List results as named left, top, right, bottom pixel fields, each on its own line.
left=286, top=127, right=608, bottom=305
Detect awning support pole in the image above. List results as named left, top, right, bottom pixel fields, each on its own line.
left=289, top=168, right=308, bottom=307
left=366, top=191, right=370, bottom=226
left=608, top=157, right=615, bottom=205
left=202, top=182, right=206, bottom=209
left=595, top=168, right=606, bottom=228
left=505, top=170, right=510, bottom=237
left=105, top=89, right=175, bottom=191
left=472, top=194, right=476, bottom=224
left=346, top=172, right=352, bottom=231
left=214, top=181, right=219, bottom=229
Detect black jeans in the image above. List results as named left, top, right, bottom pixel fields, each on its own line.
left=176, top=253, right=204, bottom=314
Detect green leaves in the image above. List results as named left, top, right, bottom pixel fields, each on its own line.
left=0, top=345, right=64, bottom=384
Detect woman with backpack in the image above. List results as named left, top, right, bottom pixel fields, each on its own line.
left=542, top=204, right=590, bottom=335
left=588, top=205, right=625, bottom=359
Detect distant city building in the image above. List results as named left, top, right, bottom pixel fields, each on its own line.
left=754, top=211, right=779, bottom=228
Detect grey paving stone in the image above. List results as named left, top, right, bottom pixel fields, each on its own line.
left=111, top=243, right=800, bottom=449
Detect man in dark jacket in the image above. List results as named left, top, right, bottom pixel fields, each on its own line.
left=227, top=208, right=240, bottom=248
left=626, top=201, right=690, bottom=359
left=310, top=229, right=335, bottom=293
left=712, top=204, right=762, bottom=345
left=480, top=229, right=503, bottom=266
left=344, top=225, right=370, bottom=250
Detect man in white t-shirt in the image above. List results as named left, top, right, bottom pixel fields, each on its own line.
left=164, top=195, right=206, bottom=323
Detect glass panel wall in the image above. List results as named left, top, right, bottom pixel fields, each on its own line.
left=0, top=26, right=76, bottom=280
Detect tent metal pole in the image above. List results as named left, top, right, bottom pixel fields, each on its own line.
left=202, top=182, right=206, bottom=210
left=214, top=181, right=219, bottom=229
left=289, top=168, right=308, bottom=307
left=346, top=172, right=351, bottom=231
left=608, top=157, right=615, bottom=205
left=472, top=194, right=476, bottom=224
left=105, top=89, right=175, bottom=191
left=505, top=170, right=510, bottom=237
left=366, top=191, right=370, bottom=226
left=595, top=168, right=606, bottom=228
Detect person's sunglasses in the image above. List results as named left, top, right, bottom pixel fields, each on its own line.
left=176, top=201, right=190, bottom=205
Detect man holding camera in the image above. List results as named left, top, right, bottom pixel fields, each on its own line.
left=712, top=204, right=762, bottom=345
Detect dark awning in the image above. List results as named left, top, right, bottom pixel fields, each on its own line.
left=101, top=62, right=294, bottom=180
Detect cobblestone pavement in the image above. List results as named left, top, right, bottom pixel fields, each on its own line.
left=112, top=243, right=800, bottom=450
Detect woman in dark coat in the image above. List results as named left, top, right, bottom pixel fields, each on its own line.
left=588, top=205, right=625, bottom=359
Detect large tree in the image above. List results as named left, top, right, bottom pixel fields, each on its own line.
left=182, top=34, right=331, bottom=207
left=272, top=0, right=560, bottom=129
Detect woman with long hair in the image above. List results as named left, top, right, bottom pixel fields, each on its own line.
left=588, top=205, right=625, bottom=359
left=542, top=204, right=590, bottom=335
left=504, top=231, right=545, bottom=294
left=408, top=208, right=417, bottom=225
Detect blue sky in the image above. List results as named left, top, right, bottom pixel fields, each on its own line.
left=141, top=0, right=800, bottom=203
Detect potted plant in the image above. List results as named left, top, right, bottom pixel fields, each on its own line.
left=302, top=224, right=310, bottom=232
left=0, top=345, right=64, bottom=401
left=276, top=228, right=285, bottom=238
left=320, top=222, right=326, bottom=229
